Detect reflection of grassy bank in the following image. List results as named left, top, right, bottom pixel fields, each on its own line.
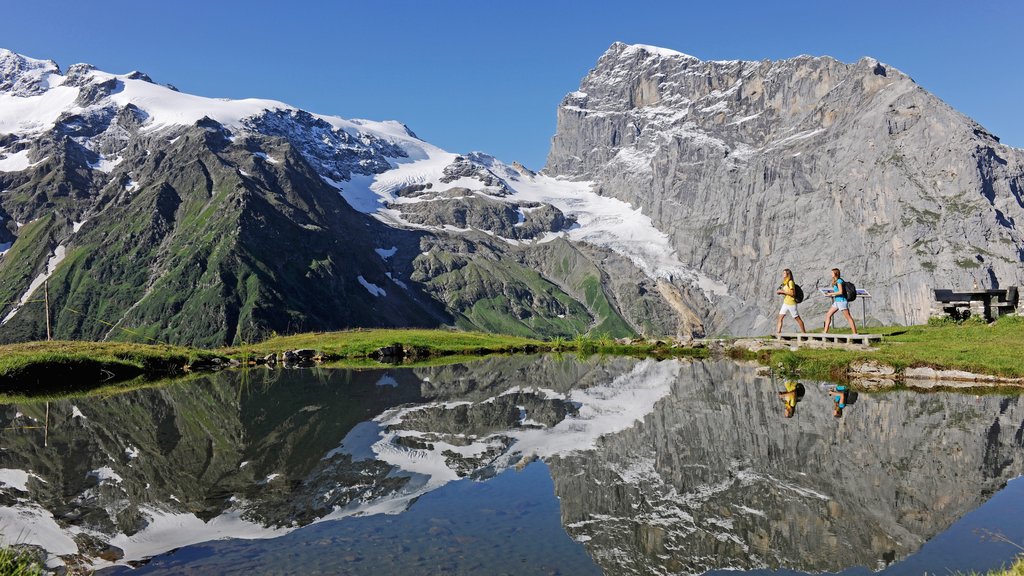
left=748, top=316, right=1024, bottom=382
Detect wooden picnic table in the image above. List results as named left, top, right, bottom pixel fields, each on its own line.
left=932, top=287, right=1018, bottom=321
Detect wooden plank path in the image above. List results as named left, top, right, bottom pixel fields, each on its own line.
left=775, top=332, right=883, bottom=345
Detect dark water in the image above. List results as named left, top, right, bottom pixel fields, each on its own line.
left=1, top=355, right=1023, bottom=575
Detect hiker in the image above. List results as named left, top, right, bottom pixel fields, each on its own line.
left=775, top=268, right=806, bottom=335
left=823, top=268, right=858, bottom=334
left=778, top=379, right=803, bottom=418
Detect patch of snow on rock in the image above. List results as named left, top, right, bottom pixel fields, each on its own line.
left=357, top=275, right=386, bottom=297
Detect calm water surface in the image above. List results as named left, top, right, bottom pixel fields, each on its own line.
left=1, top=355, right=1022, bottom=575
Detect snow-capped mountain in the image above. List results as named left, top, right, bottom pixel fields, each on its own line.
left=0, top=47, right=702, bottom=345
left=3, top=41, right=1021, bottom=344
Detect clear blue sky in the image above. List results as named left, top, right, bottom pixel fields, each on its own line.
left=3, top=0, right=1022, bottom=170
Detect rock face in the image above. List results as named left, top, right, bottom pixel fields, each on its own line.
left=546, top=42, right=1024, bottom=335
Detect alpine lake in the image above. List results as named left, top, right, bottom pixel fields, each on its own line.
left=2, top=354, right=1023, bottom=575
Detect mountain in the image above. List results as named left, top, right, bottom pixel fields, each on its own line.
left=546, top=42, right=1024, bottom=334
left=2, top=358, right=1021, bottom=571
left=2, top=44, right=1022, bottom=345
left=0, top=48, right=691, bottom=346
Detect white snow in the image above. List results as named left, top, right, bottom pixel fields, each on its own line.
left=0, top=149, right=32, bottom=172
left=337, top=142, right=728, bottom=297
left=2, top=244, right=66, bottom=325
left=0, top=503, right=78, bottom=556
left=88, top=467, right=123, bottom=484
left=0, top=241, right=12, bottom=256
left=729, top=112, right=762, bottom=125
left=253, top=151, right=280, bottom=164
left=0, top=85, right=80, bottom=135
left=72, top=220, right=86, bottom=233
left=376, top=374, right=399, bottom=388
left=700, top=101, right=729, bottom=114
left=357, top=275, right=386, bottom=297
left=125, top=445, right=140, bottom=459
left=622, top=44, right=699, bottom=61
left=366, top=359, right=682, bottom=497
left=0, top=468, right=34, bottom=491
left=88, top=154, right=122, bottom=173
left=71, top=405, right=85, bottom=419
left=103, top=507, right=289, bottom=568
left=385, top=272, right=408, bottom=290
left=374, top=246, right=398, bottom=260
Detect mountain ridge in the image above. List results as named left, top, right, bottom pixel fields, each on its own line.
left=2, top=43, right=1022, bottom=344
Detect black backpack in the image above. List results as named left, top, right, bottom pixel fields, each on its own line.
left=842, top=279, right=857, bottom=302
left=793, top=284, right=805, bottom=304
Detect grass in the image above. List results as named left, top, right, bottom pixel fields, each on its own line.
left=0, top=340, right=223, bottom=394
left=219, top=328, right=547, bottom=360
left=4, top=316, right=1022, bottom=397
left=750, top=315, right=1024, bottom=381
left=0, top=546, right=44, bottom=576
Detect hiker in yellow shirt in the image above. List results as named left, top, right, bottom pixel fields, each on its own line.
left=775, top=269, right=806, bottom=335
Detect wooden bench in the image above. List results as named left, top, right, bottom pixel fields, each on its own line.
left=775, top=333, right=882, bottom=345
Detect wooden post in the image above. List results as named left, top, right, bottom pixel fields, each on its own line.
left=44, top=280, right=51, bottom=341
left=44, top=401, right=49, bottom=448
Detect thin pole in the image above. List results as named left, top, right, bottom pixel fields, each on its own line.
left=44, top=402, right=49, bottom=448
left=44, top=280, right=51, bottom=341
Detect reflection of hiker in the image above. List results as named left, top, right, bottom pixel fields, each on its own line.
left=833, top=385, right=849, bottom=417
left=823, top=268, right=858, bottom=334
left=778, top=380, right=805, bottom=418
left=831, top=385, right=858, bottom=417
left=775, top=268, right=807, bottom=335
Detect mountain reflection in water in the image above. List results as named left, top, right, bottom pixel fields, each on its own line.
left=0, top=355, right=1022, bottom=574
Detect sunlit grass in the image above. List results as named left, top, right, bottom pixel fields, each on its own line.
left=753, top=315, right=1024, bottom=380
left=219, top=328, right=546, bottom=360
left=0, top=546, right=44, bottom=576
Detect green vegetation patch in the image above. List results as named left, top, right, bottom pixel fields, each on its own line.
left=0, top=340, right=223, bottom=394
left=0, top=545, right=44, bottom=576
left=752, top=316, right=1024, bottom=381
left=222, top=328, right=547, bottom=360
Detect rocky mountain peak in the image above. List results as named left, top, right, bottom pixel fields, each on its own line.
left=547, top=43, right=1024, bottom=334
left=0, top=48, right=61, bottom=96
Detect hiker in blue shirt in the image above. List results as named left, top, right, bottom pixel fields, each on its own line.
left=823, top=267, right=858, bottom=334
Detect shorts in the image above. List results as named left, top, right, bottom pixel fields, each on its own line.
left=778, top=303, right=800, bottom=318
left=831, top=300, right=849, bottom=311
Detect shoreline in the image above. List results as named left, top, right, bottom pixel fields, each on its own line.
left=3, top=319, right=1023, bottom=397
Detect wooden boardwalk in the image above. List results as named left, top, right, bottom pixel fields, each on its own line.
left=775, top=332, right=882, bottom=345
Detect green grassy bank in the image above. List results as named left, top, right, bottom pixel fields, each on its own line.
left=2, top=318, right=1021, bottom=396
left=221, top=328, right=547, bottom=360
left=0, top=340, right=224, bottom=395
left=749, top=315, right=1024, bottom=381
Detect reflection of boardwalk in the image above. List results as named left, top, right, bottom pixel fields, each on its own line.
left=775, top=332, right=882, bottom=345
